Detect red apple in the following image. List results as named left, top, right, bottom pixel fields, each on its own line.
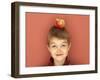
left=55, top=18, right=65, bottom=28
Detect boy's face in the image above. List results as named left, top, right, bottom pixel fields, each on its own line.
left=48, top=37, right=71, bottom=62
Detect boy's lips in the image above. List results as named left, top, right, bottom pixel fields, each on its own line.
left=56, top=54, right=63, bottom=56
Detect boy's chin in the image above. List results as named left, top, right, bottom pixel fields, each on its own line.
left=55, top=57, right=66, bottom=61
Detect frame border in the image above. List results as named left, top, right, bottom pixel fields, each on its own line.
left=11, top=1, right=98, bottom=78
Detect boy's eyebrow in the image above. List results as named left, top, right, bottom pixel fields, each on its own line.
left=62, top=41, right=68, bottom=43
left=50, top=42, right=55, bottom=44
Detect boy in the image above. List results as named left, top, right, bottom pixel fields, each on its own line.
left=47, top=18, right=71, bottom=66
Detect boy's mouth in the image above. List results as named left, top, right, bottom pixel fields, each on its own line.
left=56, top=54, right=63, bottom=56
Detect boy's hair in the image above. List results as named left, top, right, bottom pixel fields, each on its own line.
left=48, top=26, right=70, bottom=46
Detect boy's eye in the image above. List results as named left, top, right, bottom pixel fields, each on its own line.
left=51, top=45, right=56, bottom=48
left=61, top=44, right=66, bottom=47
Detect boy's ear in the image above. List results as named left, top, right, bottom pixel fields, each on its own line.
left=68, top=43, right=71, bottom=51
left=47, top=45, right=50, bottom=51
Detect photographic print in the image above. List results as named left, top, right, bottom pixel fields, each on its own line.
left=11, top=2, right=97, bottom=78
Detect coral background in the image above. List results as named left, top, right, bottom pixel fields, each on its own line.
left=26, top=12, right=89, bottom=67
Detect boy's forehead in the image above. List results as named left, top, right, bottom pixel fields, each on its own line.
left=49, top=37, right=68, bottom=43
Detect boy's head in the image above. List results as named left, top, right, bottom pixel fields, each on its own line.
left=47, top=24, right=71, bottom=62
left=47, top=26, right=70, bottom=46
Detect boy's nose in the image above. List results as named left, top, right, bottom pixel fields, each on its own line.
left=57, top=48, right=62, bottom=53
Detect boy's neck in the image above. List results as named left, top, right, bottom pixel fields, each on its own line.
left=54, top=59, right=65, bottom=66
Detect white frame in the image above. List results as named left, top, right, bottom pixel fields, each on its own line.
left=11, top=2, right=97, bottom=78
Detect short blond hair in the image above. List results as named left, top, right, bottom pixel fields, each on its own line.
left=48, top=26, right=70, bottom=46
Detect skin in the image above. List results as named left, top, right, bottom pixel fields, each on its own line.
left=48, top=37, right=71, bottom=66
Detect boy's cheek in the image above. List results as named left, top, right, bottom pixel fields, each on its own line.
left=50, top=48, right=57, bottom=52
left=51, top=51, right=56, bottom=55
